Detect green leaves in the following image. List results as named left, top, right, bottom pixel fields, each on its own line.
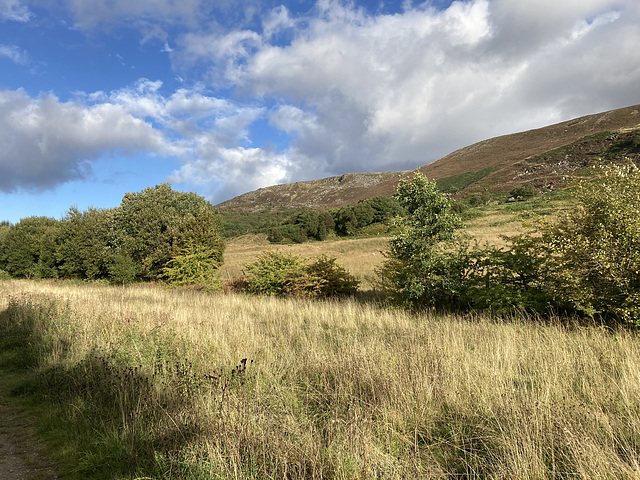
left=239, top=251, right=359, bottom=298
left=381, top=172, right=465, bottom=308
left=0, top=216, right=61, bottom=279
left=535, top=163, right=640, bottom=323
left=0, top=184, right=225, bottom=287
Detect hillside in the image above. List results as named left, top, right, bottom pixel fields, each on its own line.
left=217, top=104, right=640, bottom=211
left=216, top=171, right=410, bottom=211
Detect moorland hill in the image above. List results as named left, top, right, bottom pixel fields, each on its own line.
left=217, top=104, right=640, bottom=211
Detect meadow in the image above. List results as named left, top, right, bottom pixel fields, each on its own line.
left=2, top=193, right=638, bottom=479
left=1, top=276, right=640, bottom=479
left=219, top=196, right=535, bottom=289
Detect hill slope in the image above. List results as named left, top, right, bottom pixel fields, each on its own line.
left=217, top=104, right=640, bottom=211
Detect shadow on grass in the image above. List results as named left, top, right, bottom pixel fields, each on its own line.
left=0, top=299, right=204, bottom=480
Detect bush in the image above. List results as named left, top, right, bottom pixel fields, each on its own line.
left=533, top=163, right=640, bottom=324
left=243, top=251, right=306, bottom=296
left=290, top=255, right=360, bottom=297
left=240, top=251, right=359, bottom=297
left=509, top=184, right=537, bottom=201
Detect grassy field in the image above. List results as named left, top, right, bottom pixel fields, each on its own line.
left=1, top=279, right=640, bottom=479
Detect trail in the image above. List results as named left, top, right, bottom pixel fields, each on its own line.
left=0, top=377, right=59, bottom=480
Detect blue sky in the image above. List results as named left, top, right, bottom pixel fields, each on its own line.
left=1, top=0, right=639, bottom=223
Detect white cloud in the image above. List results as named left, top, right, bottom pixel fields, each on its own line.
left=157, top=0, right=640, bottom=204
left=168, top=145, right=300, bottom=202
left=70, top=80, right=277, bottom=202
left=0, top=0, right=31, bottom=22
left=0, top=89, right=177, bottom=192
left=0, top=44, right=29, bottom=64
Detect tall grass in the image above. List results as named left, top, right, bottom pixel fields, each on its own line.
left=1, top=279, right=640, bottom=479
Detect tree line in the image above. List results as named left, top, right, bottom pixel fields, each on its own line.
left=220, top=195, right=406, bottom=243
left=0, top=184, right=224, bottom=287
left=2, top=163, right=639, bottom=325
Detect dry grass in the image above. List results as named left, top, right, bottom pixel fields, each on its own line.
left=1, top=279, right=640, bottom=479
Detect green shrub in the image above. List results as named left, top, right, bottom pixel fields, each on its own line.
left=533, top=163, right=640, bottom=324
left=290, top=255, right=360, bottom=297
left=379, top=172, right=465, bottom=309
left=243, top=251, right=306, bottom=296
left=240, top=251, right=359, bottom=297
left=465, top=234, right=551, bottom=314
left=509, top=184, right=538, bottom=201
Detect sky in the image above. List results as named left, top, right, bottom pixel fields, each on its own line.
left=1, top=0, right=639, bottom=223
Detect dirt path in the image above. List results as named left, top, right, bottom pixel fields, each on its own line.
left=0, top=378, right=59, bottom=480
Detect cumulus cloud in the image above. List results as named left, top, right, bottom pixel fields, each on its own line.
left=0, top=79, right=279, bottom=198
left=5, top=0, right=640, bottom=204
left=0, top=89, right=177, bottom=192
left=168, top=146, right=296, bottom=202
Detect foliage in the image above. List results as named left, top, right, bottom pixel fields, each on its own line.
left=379, top=172, right=464, bottom=308
left=466, top=190, right=494, bottom=207
left=222, top=197, right=403, bottom=243
left=113, top=183, right=224, bottom=281
left=465, top=234, right=551, bottom=313
left=289, top=254, right=360, bottom=297
left=160, top=206, right=224, bottom=288
left=532, top=164, right=640, bottom=323
left=242, top=251, right=306, bottom=296
left=56, top=207, right=115, bottom=280
left=220, top=208, right=307, bottom=238
left=107, top=253, right=139, bottom=285
left=240, top=250, right=359, bottom=297
left=160, top=243, right=222, bottom=289
left=267, top=209, right=335, bottom=243
left=0, top=216, right=61, bottom=279
left=509, top=183, right=538, bottom=201
left=110, top=184, right=224, bottom=282
left=0, top=184, right=224, bottom=285
left=333, top=196, right=404, bottom=237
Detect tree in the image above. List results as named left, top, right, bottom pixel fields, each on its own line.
left=160, top=206, right=225, bottom=287
left=334, top=207, right=359, bottom=236
left=112, top=184, right=224, bottom=282
left=0, top=217, right=61, bottom=278
left=378, top=172, right=464, bottom=308
left=57, top=207, right=115, bottom=280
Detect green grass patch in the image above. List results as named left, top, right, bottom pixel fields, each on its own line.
left=436, top=167, right=499, bottom=194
